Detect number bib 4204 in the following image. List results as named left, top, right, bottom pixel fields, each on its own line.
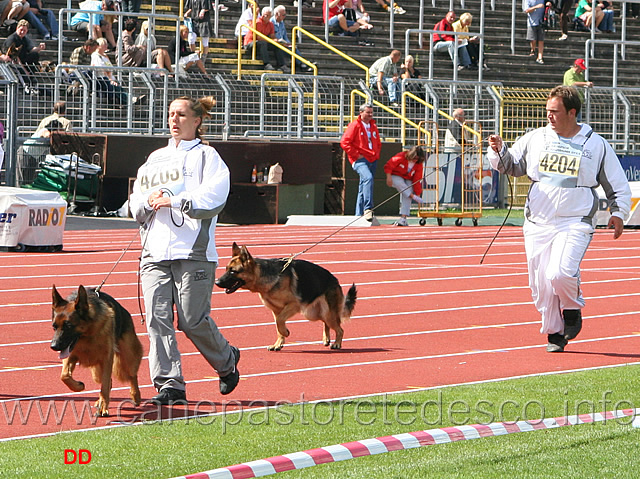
left=137, top=155, right=185, bottom=196
left=537, top=140, right=582, bottom=188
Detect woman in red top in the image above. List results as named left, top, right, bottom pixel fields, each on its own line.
left=384, top=146, right=426, bottom=226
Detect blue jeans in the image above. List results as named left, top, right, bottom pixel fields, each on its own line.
left=369, top=75, right=399, bottom=103
left=352, top=158, right=377, bottom=216
left=600, top=10, right=615, bottom=32
left=24, top=10, right=59, bottom=37
left=328, top=15, right=358, bottom=36
left=433, top=41, right=472, bottom=66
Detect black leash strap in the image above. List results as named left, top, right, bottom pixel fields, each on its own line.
left=480, top=139, right=515, bottom=264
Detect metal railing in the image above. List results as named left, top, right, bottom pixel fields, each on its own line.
left=236, top=24, right=317, bottom=79
left=58, top=8, right=182, bottom=84
left=405, top=29, right=486, bottom=84
left=292, top=26, right=369, bottom=83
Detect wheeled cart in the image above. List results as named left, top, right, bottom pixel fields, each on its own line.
left=416, top=120, right=484, bottom=226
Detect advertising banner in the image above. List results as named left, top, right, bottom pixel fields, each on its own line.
left=0, top=187, right=67, bottom=249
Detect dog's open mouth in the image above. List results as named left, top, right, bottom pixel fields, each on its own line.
left=219, top=279, right=245, bottom=294
left=52, top=336, right=79, bottom=360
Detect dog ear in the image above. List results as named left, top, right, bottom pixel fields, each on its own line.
left=232, top=242, right=241, bottom=257
left=240, top=245, right=253, bottom=262
left=52, top=285, right=67, bottom=308
left=75, top=285, right=89, bottom=314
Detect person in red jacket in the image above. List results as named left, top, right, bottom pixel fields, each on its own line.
left=340, top=103, right=382, bottom=220
left=384, top=146, right=426, bottom=226
left=432, top=10, right=472, bottom=70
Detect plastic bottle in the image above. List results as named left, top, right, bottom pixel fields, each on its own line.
left=251, top=165, right=257, bottom=183
left=263, top=166, right=269, bottom=182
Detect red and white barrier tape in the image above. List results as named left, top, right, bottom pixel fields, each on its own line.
left=172, top=408, right=639, bottom=479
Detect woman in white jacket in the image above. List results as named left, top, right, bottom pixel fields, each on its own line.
left=487, top=85, right=631, bottom=353
left=129, top=95, right=240, bottom=404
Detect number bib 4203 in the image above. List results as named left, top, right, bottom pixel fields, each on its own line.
left=537, top=140, right=582, bottom=188
left=137, top=155, right=185, bottom=196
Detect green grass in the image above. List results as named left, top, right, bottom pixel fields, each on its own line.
left=2, top=365, right=640, bottom=478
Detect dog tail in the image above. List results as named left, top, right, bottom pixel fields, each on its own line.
left=342, top=283, right=357, bottom=319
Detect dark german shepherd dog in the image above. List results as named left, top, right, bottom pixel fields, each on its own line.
left=216, top=243, right=357, bottom=351
left=50, top=285, right=143, bottom=417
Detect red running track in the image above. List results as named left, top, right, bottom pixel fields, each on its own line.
left=1, top=224, right=640, bottom=440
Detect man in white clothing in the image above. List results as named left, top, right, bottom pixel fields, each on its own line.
left=487, top=85, right=631, bottom=353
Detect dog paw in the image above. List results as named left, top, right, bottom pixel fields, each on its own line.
left=68, top=381, right=85, bottom=392
left=330, top=343, right=342, bottom=350
left=267, top=344, right=283, bottom=351
left=323, top=341, right=331, bottom=347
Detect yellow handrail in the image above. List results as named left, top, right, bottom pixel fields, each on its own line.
left=237, top=24, right=317, bottom=79
left=291, top=26, right=369, bottom=83
left=349, top=89, right=428, bottom=142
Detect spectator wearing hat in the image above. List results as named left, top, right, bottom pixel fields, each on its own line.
left=563, top=58, right=592, bottom=120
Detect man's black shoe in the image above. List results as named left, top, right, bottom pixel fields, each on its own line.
left=563, top=309, right=582, bottom=340
left=150, top=388, right=187, bottom=405
left=219, top=346, right=240, bottom=395
left=547, top=333, right=568, bottom=353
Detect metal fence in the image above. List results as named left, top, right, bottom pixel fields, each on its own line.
left=3, top=68, right=640, bottom=187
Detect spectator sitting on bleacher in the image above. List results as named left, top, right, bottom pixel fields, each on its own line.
left=3, top=18, right=44, bottom=65
left=243, top=6, right=287, bottom=72
left=33, top=101, right=72, bottom=138
left=7, top=0, right=29, bottom=23
left=271, top=5, right=312, bottom=73
left=134, top=20, right=173, bottom=73
left=3, top=19, right=44, bottom=93
left=235, top=1, right=258, bottom=39
left=323, top=0, right=364, bottom=38
left=346, top=0, right=373, bottom=30
left=452, top=12, right=488, bottom=70
left=432, top=11, right=472, bottom=71
left=351, top=0, right=371, bottom=25
left=69, top=37, right=98, bottom=66
left=118, top=18, right=173, bottom=73
left=575, top=0, right=605, bottom=30
left=66, top=38, right=97, bottom=94
left=92, top=36, right=146, bottom=105
left=24, top=0, right=60, bottom=40
left=167, top=24, right=209, bottom=78
left=0, top=1, right=10, bottom=25
left=69, top=0, right=117, bottom=49
left=369, top=49, right=401, bottom=107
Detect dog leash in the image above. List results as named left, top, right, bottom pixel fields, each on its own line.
left=279, top=140, right=491, bottom=271
left=93, top=209, right=156, bottom=325
left=479, top=137, right=514, bottom=264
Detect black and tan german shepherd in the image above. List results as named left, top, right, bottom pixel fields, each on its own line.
left=216, top=243, right=357, bottom=351
left=50, top=285, right=143, bottom=417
